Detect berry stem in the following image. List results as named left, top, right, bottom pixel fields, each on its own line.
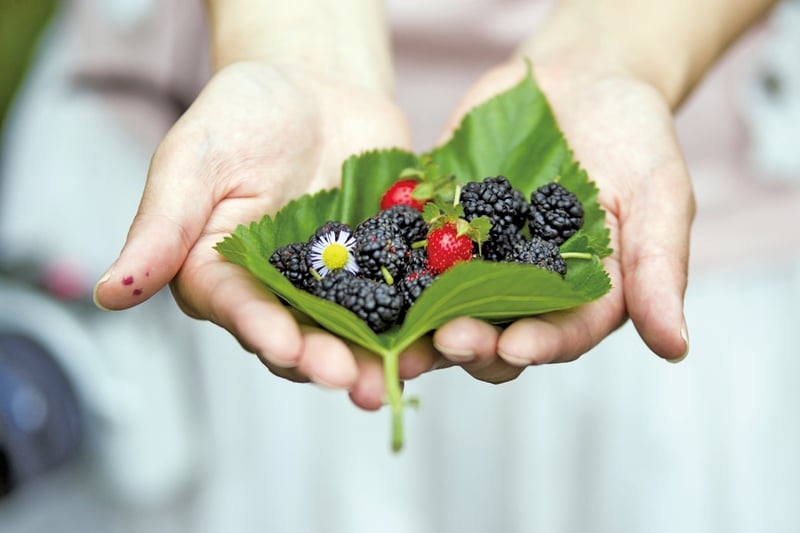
left=561, top=252, right=594, bottom=260
left=380, top=265, right=395, bottom=285
left=383, top=349, right=405, bottom=452
left=453, top=182, right=462, bottom=207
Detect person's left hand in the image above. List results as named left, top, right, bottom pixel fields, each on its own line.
left=405, top=56, right=694, bottom=385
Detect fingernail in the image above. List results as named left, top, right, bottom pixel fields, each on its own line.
left=498, top=351, right=533, bottom=366
left=433, top=342, right=475, bottom=363
left=261, top=352, right=299, bottom=369
left=92, top=267, right=113, bottom=311
left=667, top=317, right=690, bottom=364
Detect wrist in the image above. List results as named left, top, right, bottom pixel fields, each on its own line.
left=517, top=0, right=776, bottom=110
left=206, top=0, right=395, bottom=97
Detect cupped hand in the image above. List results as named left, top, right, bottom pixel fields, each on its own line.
left=429, top=58, right=695, bottom=383
left=93, top=61, right=415, bottom=398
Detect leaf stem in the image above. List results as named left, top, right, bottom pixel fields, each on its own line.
left=561, top=252, right=593, bottom=260
left=383, top=349, right=405, bottom=452
left=381, top=265, right=395, bottom=285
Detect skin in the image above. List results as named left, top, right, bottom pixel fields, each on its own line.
left=429, top=0, right=777, bottom=383
left=94, top=0, right=777, bottom=407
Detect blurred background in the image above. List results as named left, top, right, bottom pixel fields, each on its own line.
left=0, top=2, right=57, bottom=126
left=1, top=1, right=800, bottom=533
left=0, top=0, right=68, bottom=500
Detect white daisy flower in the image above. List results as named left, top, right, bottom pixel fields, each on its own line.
left=309, top=230, right=359, bottom=277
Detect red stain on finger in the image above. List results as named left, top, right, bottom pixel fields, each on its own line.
left=123, top=276, right=134, bottom=286
left=133, top=288, right=143, bottom=296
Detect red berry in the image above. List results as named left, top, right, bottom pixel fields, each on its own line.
left=380, top=179, right=426, bottom=212
left=426, top=223, right=474, bottom=274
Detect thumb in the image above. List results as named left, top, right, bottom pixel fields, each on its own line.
left=93, top=142, right=212, bottom=310
left=621, top=157, right=695, bottom=362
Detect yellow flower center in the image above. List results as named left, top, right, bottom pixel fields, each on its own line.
left=322, top=243, right=349, bottom=270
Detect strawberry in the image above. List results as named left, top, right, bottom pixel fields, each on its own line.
left=426, top=222, right=475, bottom=274
left=380, top=158, right=456, bottom=212
left=380, top=179, right=426, bottom=212
left=421, top=198, right=492, bottom=275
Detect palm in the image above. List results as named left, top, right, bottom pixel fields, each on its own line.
left=95, top=62, right=412, bottom=387
left=428, top=61, right=693, bottom=382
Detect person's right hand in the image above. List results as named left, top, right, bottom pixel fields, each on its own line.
left=93, top=61, right=417, bottom=398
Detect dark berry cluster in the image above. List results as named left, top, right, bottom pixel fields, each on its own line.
left=528, top=181, right=585, bottom=245
left=269, top=178, right=584, bottom=333
left=270, top=205, right=432, bottom=333
left=463, top=176, right=584, bottom=262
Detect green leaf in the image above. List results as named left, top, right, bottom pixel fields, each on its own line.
left=469, top=216, right=492, bottom=242
left=397, top=258, right=610, bottom=346
left=427, top=66, right=611, bottom=257
left=215, top=66, right=613, bottom=451
left=339, top=148, right=419, bottom=225
left=411, top=181, right=435, bottom=199
left=421, top=202, right=441, bottom=224
left=398, top=168, right=425, bottom=180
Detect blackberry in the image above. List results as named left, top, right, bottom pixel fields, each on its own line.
left=309, top=220, right=352, bottom=244
left=269, top=242, right=316, bottom=290
left=353, top=217, right=410, bottom=282
left=397, top=248, right=437, bottom=313
left=406, top=247, right=429, bottom=273
left=397, top=268, right=437, bottom=314
left=374, top=204, right=428, bottom=243
left=461, top=176, right=529, bottom=238
left=313, top=270, right=403, bottom=333
left=528, top=182, right=584, bottom=245
left=506, top=236, right=567, bottom=277
left=478, top=223, right=527, bottom=262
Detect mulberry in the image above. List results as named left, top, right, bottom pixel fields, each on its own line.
left=309, top=220, right=352, bottom=244
left=374, top=204, right=428, bottom=243
left=397, top=248, right=437, bottom=313
left=506, top=236, right=567, bottom=277
left=313, top=270, right=404, bottom=333
left=269, top=242, right=316, bottom=290
left=528, top=182, right=584, bottom=245
left=461, top=176, right=529, bottom=236
left=479, top=223, right=527, bottom=262
left=353, top=217, right=410, bottom=282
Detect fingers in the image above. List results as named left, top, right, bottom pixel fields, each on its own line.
left=93, top=130, right=215, bottom=311
left=169, top=248, right=361, bottom=387
left=260, top=327, right=359, bottom=390
left=620, top=158, right=694, bottom=362
left=293, top=327, right=359, bottom=388
left=496, top=257, right=627, bottom=365
left=433, top=317, right=498, bottom=364
left=348, top=338, right=439, bottom=410
left=172, top=252, right=307, bottom=367
left=348, top=351, right=386, bottom=411
left=434, top=317, right=524, bottom=383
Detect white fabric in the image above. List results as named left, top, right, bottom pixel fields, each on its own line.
left=1, top=1, right=800, bottom=532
